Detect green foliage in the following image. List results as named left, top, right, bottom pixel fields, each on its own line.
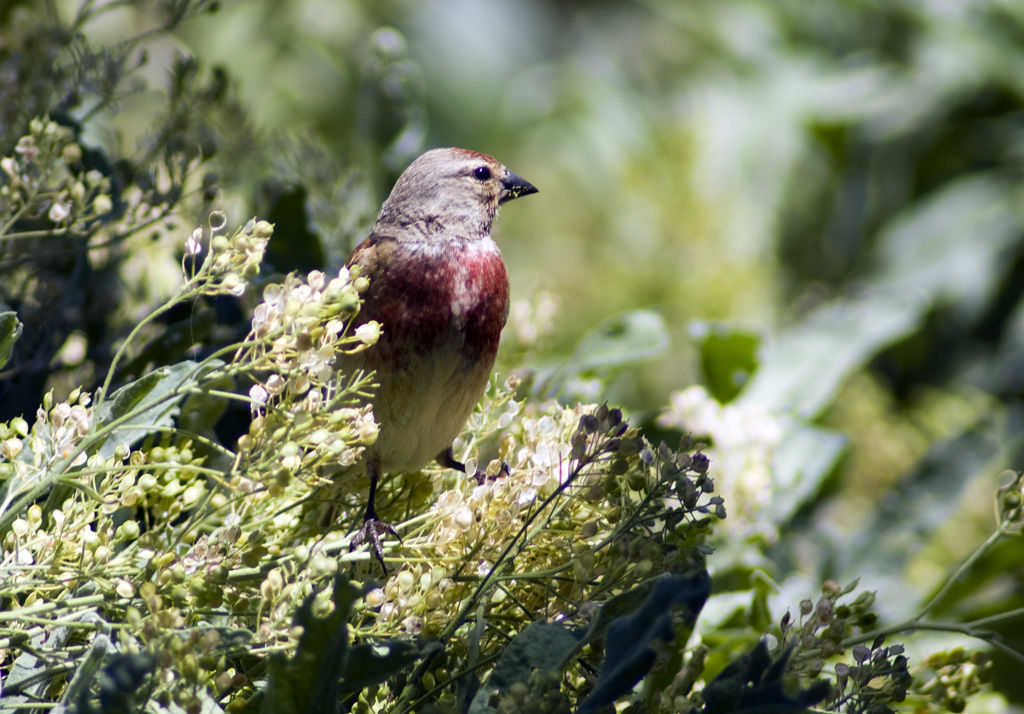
left=701, top=641, right=830, bottom=714
left=693, top=324, right=760, bottom=405
left=260, top=575, right=430, bottom=714
left=468, top=622, right=579, bottom=714
left=538, top=309, right=670, bottom=401
left=0, top=312, right=21, bottom=371
left=575, top=573, right=711, bottom=714
left=2, top=1, right=1024, bottom=713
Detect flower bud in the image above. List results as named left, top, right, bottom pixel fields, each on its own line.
left=93, top=194, right=113, bottom=215
left=355, top=321, right=381, bottom=346
left=62, top=143, right=82, bottom=164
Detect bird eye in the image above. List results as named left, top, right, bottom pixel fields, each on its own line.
left=473, top=166, right=491, bottom=181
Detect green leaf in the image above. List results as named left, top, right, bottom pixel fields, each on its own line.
left=92, top=360, right=221, bottom=458
left=264, top=577, right=356, bottom=708
left=1, top=361, right=218, bottom=533
left=55, top=633, right=116, bottom=712
left=840, top=422, right=1001, bottom=606
left=542, top=310, right=670, bottom=398
left=262, top=575, right=359, bottom=714
left=701, top=641, right=829, bottom=714
left=692, top=322, right=760, bottom=404
left=566, top=575, right=662, bottom=658
left=738, top=293, right=921, bottom=419
left=576, top=571, right=711, bottom=714
left=2, top=361, right=217, bottom=540
left=569, top=309, right=670, bottom=373
left=762, top=424, right=847, bottom=526
left=114, top=311, right=218, bottom=381
left=260, top=575, right=428, bottom=714
left=2, top=628, right=73, bottom=711
left=343, top=640, right=435, bottom=693
left=468, top=573, right=711, bottom=714
left=739, top=175, right=1018, bottom=420
left=872, top=175, right=1019, bottom=314
left=468, top=623, right=580, bottom=714
left=0, top=311, right=22, bottom=371
left=93, top=654, right=157, bottom=714
left=61, top=652, right=156, bottom=714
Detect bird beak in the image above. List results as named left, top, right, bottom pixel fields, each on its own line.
left=500, top=171, right=538, bottom=203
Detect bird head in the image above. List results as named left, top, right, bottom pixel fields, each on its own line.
left=375, top=148, right=537, bottom=241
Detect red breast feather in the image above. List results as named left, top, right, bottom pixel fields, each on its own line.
left=343, top=235, right=509, bottom=473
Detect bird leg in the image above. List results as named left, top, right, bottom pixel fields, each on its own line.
left=350, top=458, right=401, bottom=573
left=437, top=446, right=511, bottom=485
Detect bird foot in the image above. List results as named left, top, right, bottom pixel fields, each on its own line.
left=471, top=461, right=512, bottom=486
left=350, top=516, right=402, bottom=574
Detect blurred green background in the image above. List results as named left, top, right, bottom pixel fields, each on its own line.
left=159, top=0, right=1024, bottom=411
left=185, top=0, right=1024, bottom=701
left=6, top=0, right=1024, bottom=705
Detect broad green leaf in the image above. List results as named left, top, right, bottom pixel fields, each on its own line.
left=541, top=310, right=670, bottom=398
left=572, top=576, right=661, bottom=651
left=0, top=311, right=22, bottom=371
left=92, top=360, right=222, bottom=458
left=469, top=573, right=711, bottom=714
left=342, top=640, right=434, bottom=692
left=468, top=623, right=580, bottom=714
left=840, top=423, right=1001, bottom=605
left=702, top=641, right=829, bottom=713
left=568, top=309, right=670, bottom=373
left=10, top=361, right=221, bottom=532
left=740, top=176, right=1018, bottom=420
left=65, top=652, right=155, bottom=714
left=763, top=424, right=847, bottom=526
left=115, top=311, right=218, bottom=381
left=261, top=575, right=360, bottom=714
left=576, top=572, right=711, bottom=714
left=2, top=629, right=71, bottom=712
left=692, top=322, right=760, bottom=404
left=738, top=293, right=921, bottom=419
left=54, top=634, right=115, bottom=713
left=2, top=362, right=216, bottom=532
left=261, top=575, right=428, bottom=714
left=873, top=175, right=1018, bottom=314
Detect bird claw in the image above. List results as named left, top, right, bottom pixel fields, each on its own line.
left=350, top=516, right=402, bottom=574
left=471, top=460, right=512, bottom=486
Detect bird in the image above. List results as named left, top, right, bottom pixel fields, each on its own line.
left=339, top=147, right=537, bottom=572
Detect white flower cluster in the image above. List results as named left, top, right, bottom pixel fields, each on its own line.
left=430, top=403, right=595, bottom=549
left=235, top=266, right=383, bottom=492
left=0, top=389, right=96, bottom=566
left=0, top=117, right=114, bottom=237
left=247, top=267, right=379, bottom=412
left=31, top=395, right=92, bottom=468
left=369, top=564, right=459, bottom=637
left=271, top=405, right=378, bottom=472
left=189, top=215, right=271, bottom=296
left=659, top=385, right=783, bottom=539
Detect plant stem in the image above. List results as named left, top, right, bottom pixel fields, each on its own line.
left=912, top=527, right=1005, bottom=623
